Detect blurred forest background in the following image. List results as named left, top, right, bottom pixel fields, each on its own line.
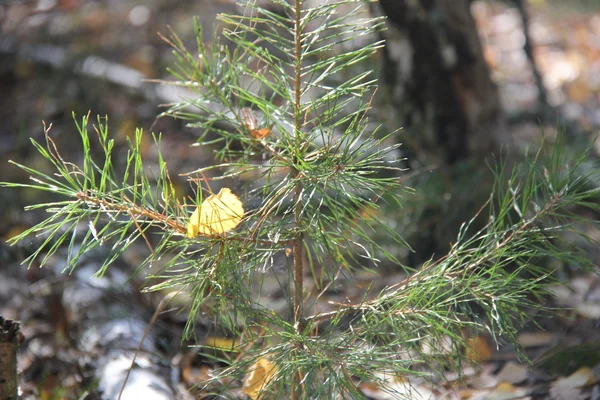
left=3, top=0, right=600, bottom=398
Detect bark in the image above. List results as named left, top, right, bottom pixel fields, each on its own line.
left=0, top=318, right=21, bottom=400
left=376, top=0, right=508, bottom=164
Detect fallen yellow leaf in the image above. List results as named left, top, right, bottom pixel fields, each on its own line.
left=187, top=188, right=244, bottom=237
left=242, top=358, right=278, bottom=400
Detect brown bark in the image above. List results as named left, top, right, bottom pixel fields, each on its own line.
left=377, top=0, right=508, bottom=164
left=0, top=318, right=21, bottom=400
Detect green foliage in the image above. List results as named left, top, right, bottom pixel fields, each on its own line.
left=2, top=0, right=600, bottom=398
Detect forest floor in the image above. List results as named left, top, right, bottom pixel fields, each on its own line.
left=2, top=0, right=600, bottom=399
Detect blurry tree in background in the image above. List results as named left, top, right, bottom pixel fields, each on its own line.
left=371, top=0, right=547, bottom=263
left=376, top=0, right=508, bottom=164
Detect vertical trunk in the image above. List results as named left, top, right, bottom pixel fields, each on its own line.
left=377, top=0, right=508, bottom=164
left=0, top=318, right=21, bottom=400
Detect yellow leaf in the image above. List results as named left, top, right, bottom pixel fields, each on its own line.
left=204, top=336, right=239, bottom=351
left=187, top=188, right=244, bottom=237
left=242, top=358, right=277, bottom=400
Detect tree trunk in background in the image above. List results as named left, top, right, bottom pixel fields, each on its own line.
left=377, top=0, right=508, bottom=164
left=0, top=318, right=20, bottom=400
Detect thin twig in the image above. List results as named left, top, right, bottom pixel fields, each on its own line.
left=118, top=292, right=177, bottom=400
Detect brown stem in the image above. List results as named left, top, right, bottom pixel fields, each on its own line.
left=292, top=0, right=304, bottom=331
left=293, top=189, right=304, bottom=333
left=291, top=0, right=304, bottom=398
left=77, top=190, right=187, bottom=234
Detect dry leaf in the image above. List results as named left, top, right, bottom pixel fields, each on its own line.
left=495, top=362, right=529, bottom=384
left=182, top=365, right=213, bottom=386
left=553, top=367, right=594, bottom=389
left=4, top=225, right=26, bottom=240
left=358, top=374, right=434, bottom=400
left=242, top=358, right=278, bottom=400
left=250, top=127, right=271, bottom=139
left=240, top=107, right=271, bottom=139
left=517, top=332, right=554, bottom=348
left=549, top=386, right=587, bottom=400
left=576, top=302, right=600, bottom=319
left=187, top=188, right=244, bottom=237
left=466, top=336, right=493, bottom=363
left=483, top=382, right=528, bottom=400
left=567, top=78, right=592, bottom=103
